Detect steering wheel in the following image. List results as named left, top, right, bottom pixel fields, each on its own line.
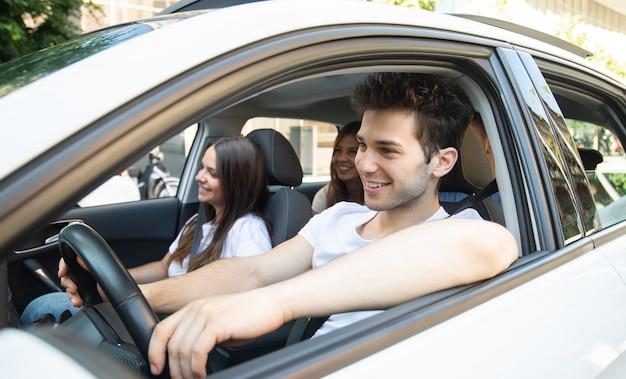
left=59, top=222, right=158, bottom=362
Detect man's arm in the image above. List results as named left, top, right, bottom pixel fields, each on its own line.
left=59, top=235, right=315, bottom=313
left=275, top=219, right=517, bottom=318
left=149, top=218, right=518, bottom=379
left=128, top=252, right=170, bottom=284
left=138, top=235, right=314, bottom=313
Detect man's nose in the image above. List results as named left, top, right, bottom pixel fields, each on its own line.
left=355, top=150, right=376, bottom=174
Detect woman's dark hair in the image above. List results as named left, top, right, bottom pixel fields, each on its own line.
left=169, top=136, right=269, bottom=271
left=325, top=120, right=364, bottom=208
left=351, top=73, right=473, bottom=163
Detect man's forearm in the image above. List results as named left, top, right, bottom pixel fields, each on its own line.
left=140, top=236, right=315, bottom=314
left=270, top=219, right=518, bottom=322
left=140, top=257, right=258, bottom=313
left=129, top=260, right=168, bottom=284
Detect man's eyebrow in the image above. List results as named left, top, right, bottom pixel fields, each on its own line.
left=356, top=133, right=402, bottom=146
left=374, top=139, right=403, bottom=147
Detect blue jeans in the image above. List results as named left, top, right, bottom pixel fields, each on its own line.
left=21, top=292, right=82, bottom=327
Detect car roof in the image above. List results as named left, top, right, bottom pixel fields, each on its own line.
left=0, top=0, right=608, bottom=180
left=159, top=0, right=266, bottom=14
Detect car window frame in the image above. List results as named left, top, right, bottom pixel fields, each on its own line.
left=536, top=57, right=626, bottom=236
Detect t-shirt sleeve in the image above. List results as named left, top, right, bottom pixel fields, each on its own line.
left=298, top=203, right=335, bottom=247
left=311, top=184, right=329, bottom=213
left=221, top=216, right=272, bottom=258
left=450, top=208, right=484, bottom=220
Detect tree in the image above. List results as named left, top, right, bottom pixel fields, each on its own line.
left=555, top=15, right=626, bottom=79
left=373, top=0, right=437, bottom=11
left=0, top=0, right=100, bottom=63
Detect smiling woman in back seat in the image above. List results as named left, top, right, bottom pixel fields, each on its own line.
left=312, top=120, right=364, bottom=215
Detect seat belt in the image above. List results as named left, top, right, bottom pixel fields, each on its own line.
left=189, top=204, right=206, bottom=259
left=450, top=179, right=498, bottom=215
left=286, top=315, right=330, bottom=346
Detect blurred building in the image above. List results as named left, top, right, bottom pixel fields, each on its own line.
left=438, top=0, right=626, bottom=63
left=80, top=0, right=178, bottom=32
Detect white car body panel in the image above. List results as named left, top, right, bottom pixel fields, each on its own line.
left=0, top=0, right=592, bottom=180
left=599, top=235, right=626, bottom=287
left=0, top=329, right=98, bottom=378
left=326, top=246, right=626, bottom=378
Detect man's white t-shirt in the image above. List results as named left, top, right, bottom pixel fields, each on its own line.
left=298, top=201, right=482, bottom=336
left=167, top=213, right=271, bottom=277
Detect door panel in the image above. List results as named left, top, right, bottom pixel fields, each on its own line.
left=60, top=197, right=182, bottom=269
left=595, top=224, right=626, bottom=285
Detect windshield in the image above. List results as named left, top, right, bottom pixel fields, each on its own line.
left=0, top=14, right=200, bottom=98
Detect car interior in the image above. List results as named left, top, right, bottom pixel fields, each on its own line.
left=10, top=63, right=616, bottom=375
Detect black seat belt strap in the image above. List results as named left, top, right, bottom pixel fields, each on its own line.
left=451, top=179, right=498, bottom=215
left=285, top=318, right=309, bottom=346
left=189, top=204, right=206, bottom=259
left=286, top=315, right=330, bottom=346
left=301, top=316, right=330, bottom=340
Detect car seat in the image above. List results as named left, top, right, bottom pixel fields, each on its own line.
left=246, top=129, right=312, bottom=246
left=439, top=126, right=504, bottom=224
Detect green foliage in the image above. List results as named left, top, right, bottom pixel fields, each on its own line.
left=555, top=15, right=626, bottom=79
left=590, top=48, right=626, bottom=79
left=0, top=0, right=101, bottom=63
left=495, top=0, right=508, bottom=14
left=373, top=0, right=437, bottom=11
left=604, top=173, right=626, bottom=196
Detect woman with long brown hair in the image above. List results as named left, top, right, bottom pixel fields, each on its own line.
left=134, top=136, right=271, bottom=279
left=311, top=121, right=364, bottom=215
left=22, top=136, right=271, bottom=326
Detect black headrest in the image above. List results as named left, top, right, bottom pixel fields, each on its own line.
left=578, top=147, right=603, bottom=170
left=440, top=126, right=492, bottom=194
left=247, top=129, right=303, bottom=187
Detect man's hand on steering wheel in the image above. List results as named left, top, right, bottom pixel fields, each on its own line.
left=149, top=288, right=288, bottom=379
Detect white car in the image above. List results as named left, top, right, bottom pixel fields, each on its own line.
left=2, top=1, right=626, bottom=378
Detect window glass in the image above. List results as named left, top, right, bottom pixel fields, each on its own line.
left=0, top=15, right=196, bottom=98
left=242, top=117, right=338, bottom=180
left=567, top=120, right=626, bottom=227
left=510, top=51, right=583, bottom=241
left=78, top=125, right=196, bottom=207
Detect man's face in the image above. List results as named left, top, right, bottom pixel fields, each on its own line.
left=355, top=108, right=437, bottom=212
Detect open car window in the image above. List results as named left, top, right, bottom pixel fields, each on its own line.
left=78, top=125, right=197, bottom=207
left=568, top=120, right=626, bottom=227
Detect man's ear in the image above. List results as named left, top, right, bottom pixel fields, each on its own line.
left=432, top=147, right=458, bottom=178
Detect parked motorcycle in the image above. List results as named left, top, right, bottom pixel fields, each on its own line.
left=128, top=149, right=180, bottom=199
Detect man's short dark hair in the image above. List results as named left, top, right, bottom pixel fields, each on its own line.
left=351, top=73, right=473, bottom=162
